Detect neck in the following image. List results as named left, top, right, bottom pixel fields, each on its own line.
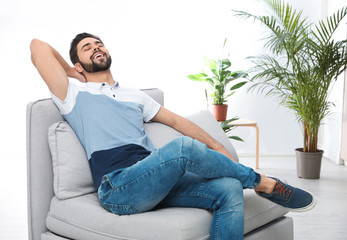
left=84, top=69, right=115, bottom=86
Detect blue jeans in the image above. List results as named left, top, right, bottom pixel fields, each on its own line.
left=98, top=136, right=261, bottom=240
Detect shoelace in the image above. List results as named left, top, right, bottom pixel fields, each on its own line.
left=273, top=181, right=292, bottom=198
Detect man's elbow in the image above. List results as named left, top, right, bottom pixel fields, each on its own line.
left=30, top=39, right=46, bottom=65
left=30, top=39, right=41, bottom=52
left=30, top=39, right=39, bottom=64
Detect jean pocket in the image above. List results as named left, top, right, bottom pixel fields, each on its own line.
left=98, top=176, right=114, bottom=201
left=104, top=169, right=125, bottom=189
left=104, top=203, right=139, bottom=215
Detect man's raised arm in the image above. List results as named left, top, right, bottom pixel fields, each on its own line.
left=30, top=39, right=86, bottom=101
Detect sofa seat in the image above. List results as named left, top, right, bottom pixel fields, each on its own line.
left=46, top=189, right=288, bottom=240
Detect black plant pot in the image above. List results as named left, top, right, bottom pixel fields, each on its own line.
left=295, top=148, right=323, bottom=179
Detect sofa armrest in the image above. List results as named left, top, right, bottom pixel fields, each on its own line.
left=27, top=99, right=64, bottom=240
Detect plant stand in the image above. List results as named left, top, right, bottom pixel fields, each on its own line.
left=228, top=119, right=259, bottom=169
left=295, top=148, right=323, bottom=179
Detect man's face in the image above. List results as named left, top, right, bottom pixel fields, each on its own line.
left=76, top=37, right=112, bottom=73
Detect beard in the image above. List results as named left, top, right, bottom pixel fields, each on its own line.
left=79, top=53, right=112, bottom=73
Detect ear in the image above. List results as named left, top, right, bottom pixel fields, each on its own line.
left=74, top=63, right=84, bottom=73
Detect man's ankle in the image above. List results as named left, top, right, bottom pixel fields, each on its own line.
left=254, top=175, right=276, bottom=194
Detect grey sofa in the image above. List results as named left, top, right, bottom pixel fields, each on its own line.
left=27, top=88, right=293, bottom=240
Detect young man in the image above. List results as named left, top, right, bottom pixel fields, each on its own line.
left=30, top=33, right=316, bottom=240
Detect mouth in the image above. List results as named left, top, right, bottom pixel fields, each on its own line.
left=92, top=51, right=105, bottom=60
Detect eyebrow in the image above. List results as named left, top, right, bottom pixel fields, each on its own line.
left=81, top=40, right=103, bottom=51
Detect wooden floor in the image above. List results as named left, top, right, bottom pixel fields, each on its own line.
left=1, top=156, right=346, bottom=239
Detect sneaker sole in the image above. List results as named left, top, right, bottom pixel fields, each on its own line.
left=285, top=192, right=317, bottom=213
left=256, top=178, right=317, bottom=213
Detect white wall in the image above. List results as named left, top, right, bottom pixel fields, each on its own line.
left=0, top=0, right=346, bottom=163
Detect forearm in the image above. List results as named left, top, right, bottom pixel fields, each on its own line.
left=30, top=39, right=86, bottom=100
left=51, top=46, right=75, bottom=78
left=171, top=116, right=237, bottom=162
left=31, top=39, right=73, bottom=77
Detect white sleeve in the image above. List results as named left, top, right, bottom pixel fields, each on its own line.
left=50, top=81, right=79, bottom=115
left=140, top=91, right=161, bottom=122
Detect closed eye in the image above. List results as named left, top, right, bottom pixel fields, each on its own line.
left=83, top=46, right=92, bottom=52
left=96, top=42, right=104, bottom=48
left=81, top=41, right=105, bottom=52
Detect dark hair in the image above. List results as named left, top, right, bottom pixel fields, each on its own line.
left=69, top=32, right=103, bottom=64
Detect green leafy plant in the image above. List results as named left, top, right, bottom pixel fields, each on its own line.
left=235, top=0, right=347, bottom=152
left=221, top=117, right=244, bottom=141
left=187, top=58, right=248, bottom=105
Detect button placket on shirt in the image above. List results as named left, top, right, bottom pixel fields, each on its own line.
left=101, top=83, right=117, bottom=99
left=111, top=85, right=116, bottom=98
left=111, top=83, right=118, bottom=98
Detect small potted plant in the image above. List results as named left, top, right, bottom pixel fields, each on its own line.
left=187, top=58, right=248, bottom=121
left=235, top=0, right=347, bottom=178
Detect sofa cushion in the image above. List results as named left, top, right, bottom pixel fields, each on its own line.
left=47, top=110, right=238, bottom=200
left=243, top=189, right=288, bottom=233
left=46, top=190, right=288, bottom=239
left=48, top=121, right=95, bottom=200
left=41, top=232, right=71, bottom=240
left=145, top=110, right=239, bottom=162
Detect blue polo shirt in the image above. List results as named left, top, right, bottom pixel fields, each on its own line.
left=51, top=81, right=161, bottom=189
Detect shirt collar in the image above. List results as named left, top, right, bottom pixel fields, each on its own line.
left=85, top=81, right=119, bottom=90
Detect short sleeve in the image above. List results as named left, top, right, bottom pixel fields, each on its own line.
left=140, top=91, right=161, bottom=122
left=50, top=81, right=80, bottom=115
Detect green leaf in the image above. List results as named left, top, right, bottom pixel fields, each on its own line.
left=225, top=92, right=236, bottom=98
left=211, top=68, right=219, bottom=78
left=229, top=136, right=244, bottom=142
left=187, top=74, right=205, bottom=81
left=221, top=59, right=231, bottom=69
left=208, top=59, right=217, bottom=70
left=229, top=71, right=247, bottom=79
left=223, top=38, right=228, bottom=49
left=221, top=117, right=240, bottom=126
left=230, top=81, right=247, bottom=91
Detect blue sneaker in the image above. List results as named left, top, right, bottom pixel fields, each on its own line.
left=258, top=178, right=316, bottom=212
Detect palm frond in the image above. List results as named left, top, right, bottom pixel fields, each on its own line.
left=236, top=0, right=347, bottom=152
left=313, top=7, right=347, bottom=45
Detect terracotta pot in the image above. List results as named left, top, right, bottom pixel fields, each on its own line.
left=295, top=148, right=323, bottom=179
left=211, top=104, right=228, bottom=121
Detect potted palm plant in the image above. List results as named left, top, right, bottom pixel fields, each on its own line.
left=187, top=58, right=248, bottom=121
left=235, top=0, right=347, bottom=178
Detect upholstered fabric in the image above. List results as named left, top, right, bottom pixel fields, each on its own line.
left=46, top=190, right=288, bottom=240
left=48, top=121, right=95, bottom=199
left=42, top=216, right=293, bottom=240
left=27, top=99, right=64, bottom=240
